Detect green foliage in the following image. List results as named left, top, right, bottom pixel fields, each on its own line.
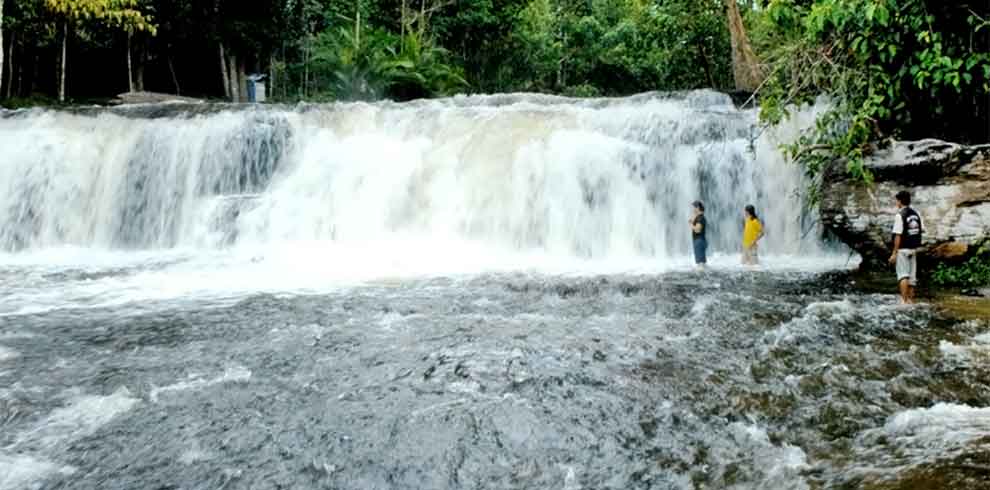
left=754, top=0, right=990, bottom=199
left=282, top=23, right=467, bottom=102
left=931, top=243, right=990, bottom=288
left=45, top=0, right=156, bottom=33
left=0, top=94, right=63, bottom=109
left=3, top=0, right=742, bottom=102
left=502, top=0, right=731, bottom=94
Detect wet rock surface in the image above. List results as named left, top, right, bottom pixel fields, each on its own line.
left=821, top=139, right=990, bottom=267
left=1, top=270, right=988, bottom=490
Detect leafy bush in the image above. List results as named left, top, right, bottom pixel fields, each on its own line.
left=273, top=24, right=467, bottom=102
left=0, top=95, right=63, bottom=109
left=931, top=243, right=990, bottom=288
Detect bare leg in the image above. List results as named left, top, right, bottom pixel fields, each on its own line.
left=898, top=279, right=910, bottom=304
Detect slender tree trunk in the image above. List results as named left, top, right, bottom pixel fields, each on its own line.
left=0, top=0, right=5, bottom=98
left=5, top=32, right=13, bottom=99
left=725, top=0, right=763, bottom=92
left=135, top=39, right=145, bottom=92
left=697, top=44, right=716, bottom=88
left=401, top=0, right=407, bottom=42
left=126, top=32, right=134, bottom=93
left=219, top=43, right=230, bottom=99
left=167, top=52, right=180, bottom=95
left=237, top=60, right=247, bottom=102
left=302, top=42, right=308, bottom=98
left=29, top=48, right=41, bottom=95
left=227, top=53, right=240, bottom=102
left=268, top=53, right=274, bottom=99
left=58, top=20, right=67, bottom=102
left=29, top=50, right=37, bottom=95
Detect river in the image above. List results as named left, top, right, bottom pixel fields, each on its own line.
left=0, top=92, right=987, bottom=489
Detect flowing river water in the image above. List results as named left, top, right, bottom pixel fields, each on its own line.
left=0, top=92, right=987, bottom=489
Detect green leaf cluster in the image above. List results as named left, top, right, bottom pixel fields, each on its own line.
left=753, top=0, right=990, bottom=199
left=45, top=0, right=156, bottom=34
left=931, top=242, right=990, bottom=288
left=276, top=24, right=467, bottom=102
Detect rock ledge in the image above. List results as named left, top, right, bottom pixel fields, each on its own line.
left=820, top=139, right=990, bottom=267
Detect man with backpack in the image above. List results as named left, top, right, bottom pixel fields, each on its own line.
left=888, top=190, right=924, bottom=304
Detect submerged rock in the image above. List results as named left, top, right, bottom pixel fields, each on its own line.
left=820, top=139, right=990, bottom=268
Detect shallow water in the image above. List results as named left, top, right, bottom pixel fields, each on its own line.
left=1, top=262, right=987, bottom=490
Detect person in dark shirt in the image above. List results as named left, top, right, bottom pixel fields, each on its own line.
left=888, top=190, right=924, bottom=304
left=690, top=201, right=707, bottom=269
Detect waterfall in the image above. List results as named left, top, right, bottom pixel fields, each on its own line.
left=0, top=91, right=824, bottom=264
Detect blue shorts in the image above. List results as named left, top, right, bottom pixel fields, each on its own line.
left=693, top=238, right=707, bottom=264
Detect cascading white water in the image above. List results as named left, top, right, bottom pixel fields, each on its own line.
left=0, top=91, right=826, bottom=268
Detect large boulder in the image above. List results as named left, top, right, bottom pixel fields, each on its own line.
left=112, top=91, right=205, bottom=105
left=820, top=139, right=990, bottom=268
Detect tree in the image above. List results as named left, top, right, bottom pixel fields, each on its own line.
left=124, top=0, right=155, bottom=93
left=754, top=0, right=990, bottom=200
left=44, top=0, right=156, bottom=101
left=724, top=0, right=762, bottom=91
left=1, top=0, right=5, bottom=97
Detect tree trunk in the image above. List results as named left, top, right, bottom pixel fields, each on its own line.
left=401, top=0, right=407, bottom=42
left=5, top=31, right=13, bottom=99
left=58, top=20, right=67, bottom=102
left=237, top=60, right=247, bottom=102
left=135, top=39, right=145, bottom=92
left=227, top=53, right=239, bottom=102
left=29, top=50, right=37, bottom=95
left=167, top=52, right=180, bottom=95
left=0, top=0, right=5, bottom=98
left=126, top=32, right=134, bottom=93
left=302, top=43, right=308, bottom=98
left=268, top=53, right=274, bottom=99
left=27, top=48, right=41, bottom=95
left=697, top=43, right=716, bottom=88
left=219, top=43, right=230, bottom=99
left=725, top=0, right=763, bottom=92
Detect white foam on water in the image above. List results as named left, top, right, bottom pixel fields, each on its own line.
left=149, top=366, right=252, bottom=403
left=938, top=340, right=990, bottom=362
left=178, top=442, right=212, bottom=465
left=883, top=403, right=990, bottom=449
left=0, top=346, right=17, bottom=362
left=689, top=295, right=716, bottom=317
left=0, top=247, right=853, bottom=317
left=0, top=454, right=72, bottom=490
left=1, top=388, right=138, bottom=489
left=14, top=388, right=140, bottom=451
left=724, top=422, right=811, bottom=490
left=378, top=311, right=408, bottom=330
left=849, top=402, right=990, bottom=479
left=802, top=299, right=858, bottom=317
left=762, top=301, right=847, bottom=348
left=938, top=329, right=990, bottom=365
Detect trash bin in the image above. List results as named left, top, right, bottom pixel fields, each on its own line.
left=246, top=74, right=267, bottom=103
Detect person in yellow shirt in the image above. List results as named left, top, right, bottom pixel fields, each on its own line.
left=742, top=204, right=764, bottom=265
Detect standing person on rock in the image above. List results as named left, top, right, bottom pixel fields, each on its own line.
left=690, top=201, right=708, bottom=270
left=888, top=190, right=924, bottom=304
